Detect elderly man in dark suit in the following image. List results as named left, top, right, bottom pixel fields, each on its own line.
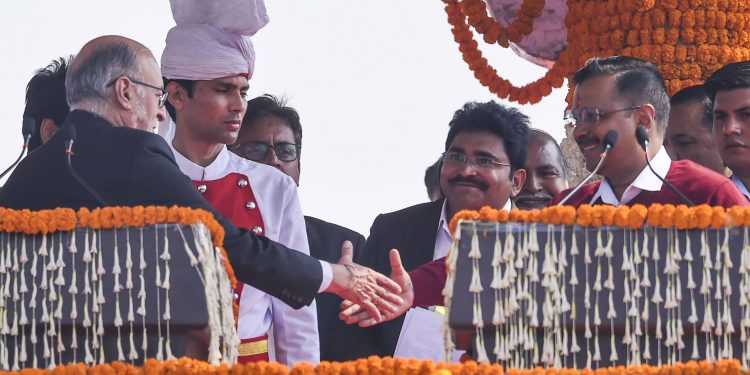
left=0, top=35, right=402, bottom=325
left=231, top=94, right=368, bottom=361
left=352, top=100, right=530, bottom=358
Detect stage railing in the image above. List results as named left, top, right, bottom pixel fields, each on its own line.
left=447, top=216, right=750, bottom=368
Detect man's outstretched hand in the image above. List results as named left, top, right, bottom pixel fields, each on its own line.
left=325, top=241, right=404, bottom=324
left=339, top=249, right=414, bottom=327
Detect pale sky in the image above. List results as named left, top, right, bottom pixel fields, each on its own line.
left=0, top=1, right=568, bottom=236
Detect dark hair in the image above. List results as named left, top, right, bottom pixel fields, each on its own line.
left=704, top=61, right=750, bottom=101
left=163, top=78, right=195, bottom=121
left=669, top=85, right=713, bottom=130
left=445, top=101, right=530, bottom=175
left=529, top=128, right=570, bottom=179
left=573, top=56, right=670, bottom=132
left=24, top=56, right=72, bottom=151
left=424, top=157, right=442, bottom=200
left=242, top=94, right=303, bottom=148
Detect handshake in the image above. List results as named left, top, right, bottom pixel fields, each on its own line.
left=328, top=244, right=414, bottom=326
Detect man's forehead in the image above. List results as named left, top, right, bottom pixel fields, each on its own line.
left=528, top=140, right=564, bottom=168
left=573, top=75, right=617, bottom=107
left=714, top=87, right=750, bottom=111
left=667, top=101, right=704, bottom=131
left=448, top=130, right=507, bottom=154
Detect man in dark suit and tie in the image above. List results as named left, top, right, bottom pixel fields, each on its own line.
left=354, top=100, right=531, bottom=357
left=0, top=35, right=402, bottom=326
left=231, top=94, right=368, bottom=361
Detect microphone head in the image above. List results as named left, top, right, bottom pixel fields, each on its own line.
left=635, top=126, right=649, bottom=151
left=21, top=118, right=36, bottom=138
left=603, top=130, right=619, bottom=150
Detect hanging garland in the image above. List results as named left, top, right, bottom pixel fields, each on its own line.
left=460, top=0, right=545, bottom=46
left=443, top=0, right=569, bottom=105
left=446, top=0, right=750, bottom=105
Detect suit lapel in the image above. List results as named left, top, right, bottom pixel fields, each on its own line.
left=404, top=199, right=444, bottom=270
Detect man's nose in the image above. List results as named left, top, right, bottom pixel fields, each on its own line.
left=263, top=148, right=281, bottom=166
left=456, top=159, right=479, bottom=175
left=724, top=117, right=743, bottom=135
left=525, top=173, right=542, bottom=192
left=230, top=92, right=246, bottom=113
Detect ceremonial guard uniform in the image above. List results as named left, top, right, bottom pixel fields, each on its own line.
left=171, top=144, right=320, bottom=365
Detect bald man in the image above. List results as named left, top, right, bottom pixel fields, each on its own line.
left=0, top=35, right=402, bottom=326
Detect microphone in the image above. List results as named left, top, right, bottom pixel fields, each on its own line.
left=557, top=130, right=619, bottom=206
left=635, top=126, right=694, bottom=206
left=0, top=118, right=37, bottom=180
left=62, top=125, right=110, bottom=206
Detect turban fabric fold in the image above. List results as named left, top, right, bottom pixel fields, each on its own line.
left=161, top=0, right=268, bottom=80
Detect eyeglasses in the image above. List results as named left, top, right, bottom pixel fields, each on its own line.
left=106, top=76, right=169, bottom=108
left=442, top=151, right=511, bottom=170
left=565, top=106, right=640, bottom=127
left=230, top=142, right=301, bottom=162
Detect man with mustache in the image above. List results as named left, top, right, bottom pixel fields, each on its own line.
left=340, top=57, right=749, bottom=331
left=158, top=3, right=319, bottom=364
left=704, top=61, right=750, bottom=201
left=514, top=129, right=569, bottom=209
left=351, top=100, right=528, bottom=358
left=550, top=56, right=746, bottom=208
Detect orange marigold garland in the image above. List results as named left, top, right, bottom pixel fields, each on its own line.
left=449, top=203, right=746, bottom=233
left=445, top=0, right=750, bottom=105
left=460, top=0, right=545, bottom=46
left=443, top=0, right=569, bottom=105
left=0, top=357, right=741, bottom=375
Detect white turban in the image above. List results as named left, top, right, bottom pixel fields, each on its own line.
left=161, top=0, right=269, bottom=80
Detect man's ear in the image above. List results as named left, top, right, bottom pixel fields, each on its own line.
left=39, top=118, right=58, bottom=144
left=166, top=81, right=186, bottom=112
left=635, top=103, right=658, bottom=131
left=110, top=77, right=136, bottom=110
left=510, top=168, right=527, bottom=198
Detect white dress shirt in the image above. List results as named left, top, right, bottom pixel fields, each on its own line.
left=590, top=146, right=671, bottom=206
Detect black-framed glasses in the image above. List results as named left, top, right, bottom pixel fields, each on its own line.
left=230, top=142, right=301, bottom=162
left=106, top=76, right=168, bottom=108
left=565, top=106, right=640, bottom=127
left=442, top=151, right=511, bottom=170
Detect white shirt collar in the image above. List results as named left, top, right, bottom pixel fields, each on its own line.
left=170, top=143, right=232, bottom=181
left=590, top=146, right=671, bottom=205
left=732, top=175, right=750, bottom=201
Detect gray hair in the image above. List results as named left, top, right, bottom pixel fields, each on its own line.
left=65, top=41, right=141, bottom=111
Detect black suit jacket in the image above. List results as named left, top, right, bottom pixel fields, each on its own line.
left=355, top=199, right=444, bottom=357
left=304, top=215, right=367, bottom=361
left=0, top=110, right=321, bottom=309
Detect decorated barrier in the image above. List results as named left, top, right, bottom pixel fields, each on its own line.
left=0, top=207, right=238, bottom=370
left=446, top=205, right=750, bottom=367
